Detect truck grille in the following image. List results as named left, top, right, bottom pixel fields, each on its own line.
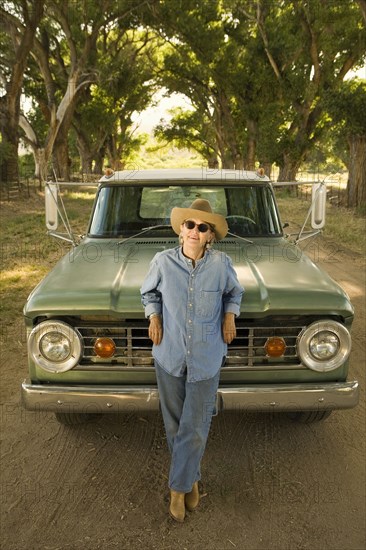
left=74, top=319, right=305, bottom=371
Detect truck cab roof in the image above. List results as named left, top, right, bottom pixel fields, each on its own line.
left=99, top=168, right=270, bottom=184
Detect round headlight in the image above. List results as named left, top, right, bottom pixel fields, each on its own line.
left=40, top=332, right=72, bottom=362
left=297, top=320, right=351, bottom=372
left=29, top=320, right=83, bottom=373
left=309, top=331, right=339, bottom=360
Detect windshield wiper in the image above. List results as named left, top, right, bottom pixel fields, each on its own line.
left=118, top=225, right=253, bottom=246
left=227, top=231, right=253, bottom=244
left=118, top=224, right=173, bottom=245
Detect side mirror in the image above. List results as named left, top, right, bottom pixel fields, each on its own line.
left=311, top=183, right=326, bottom=229
left=45, top=183, right=58, bottom=231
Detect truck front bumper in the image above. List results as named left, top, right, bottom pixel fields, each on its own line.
left=21, top=379, right=359, bottom=414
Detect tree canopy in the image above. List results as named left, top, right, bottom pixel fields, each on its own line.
left=0, top=0, right=365, bottom=205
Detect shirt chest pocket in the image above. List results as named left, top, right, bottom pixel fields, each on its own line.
left=196, top=290, right=222, bottom=318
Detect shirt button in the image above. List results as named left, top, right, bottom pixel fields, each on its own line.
left=190, top=287, right=193, bottom=291
left=188, top=335, right=191, bottom=339
left=187, top=351, right=191, bottom=354
left=188, top=320, right=192, bottom=323
left=189, top=303, right=192, bottom=307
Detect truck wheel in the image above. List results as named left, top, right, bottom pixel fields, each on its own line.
left=286, top=410, right=333, bottom=423
left=54, top=412, right=100, bottom=426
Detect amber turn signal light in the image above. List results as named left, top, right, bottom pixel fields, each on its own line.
left=265, top=337, right=286, bottom=357
left=94, top=337, right=116, bottom=358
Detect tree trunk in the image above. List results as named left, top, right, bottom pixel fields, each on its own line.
left=93, top=157, right=104, bottom=175
left=38, top=94, right=76, bottom=184
left=277, top=153, right=302, bottom=182
left=36, top=148, right=49, bottom=185
left=214, top=91, right=240, bottom=169
left=52, top=138, right=71, bottom=180
left=244, top=140, right=256, bottom=170
left=0, top=132, right=19, bottom=183
left=0, top=96, right=20, bottom=183
left=93, top=146, right=105, bottom=175
left=76, top=134, right=93, bottom=174
left=234, top=154, right=244, bottom=170
left=0, top=2, right=44, bottom=184
left=80, top=150, right=93, bottom=175
left=207, top=152, right=219, bottom=169
left=347, top=135, right=366, bottom=209
left=221, top=154, right=235, bottom=169
left=50, top=92, right=79, bottom=180
left=76, top=126, right=110, bottom=175
left=244, top=119, right=257, bottom=170
left=260, top=161, right=273, bottom=177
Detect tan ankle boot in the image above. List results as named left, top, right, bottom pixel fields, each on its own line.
left=169, top=490, right=185, bottom=522
left=185, top=481, right=200, bottom=511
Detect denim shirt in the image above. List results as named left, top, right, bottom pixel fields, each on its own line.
left=140, top=246, right=244, bottom=382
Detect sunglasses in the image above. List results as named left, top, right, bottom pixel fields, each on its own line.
left=184, top=220, right=213, bottom=233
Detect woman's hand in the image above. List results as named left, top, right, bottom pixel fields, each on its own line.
left=148, top=315, right=163, bottom=345
left=222, top=312, right=236, bottom=344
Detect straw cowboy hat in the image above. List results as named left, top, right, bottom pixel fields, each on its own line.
left=170, top=198, right=228, bottom=241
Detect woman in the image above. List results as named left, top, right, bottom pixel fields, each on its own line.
left=141, top=198, right=243, bottom=522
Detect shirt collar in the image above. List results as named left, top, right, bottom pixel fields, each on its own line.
left=178, top=246, right=211, bottom=266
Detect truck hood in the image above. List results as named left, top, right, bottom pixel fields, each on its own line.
left=24, top=238, right=353, bottom=319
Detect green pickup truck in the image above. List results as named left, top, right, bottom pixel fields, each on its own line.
left=21, top=168, right=359, bottom=424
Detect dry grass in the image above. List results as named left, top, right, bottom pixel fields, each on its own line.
left=0, top=188, right=94, bottom=330
left=276, top=193, right=366, bottom=256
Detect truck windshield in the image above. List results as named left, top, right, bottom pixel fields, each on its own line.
left=88, top=184, right=282, bottom=238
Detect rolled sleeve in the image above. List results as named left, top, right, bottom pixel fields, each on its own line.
left=224, top=302, right=241, bottom=316
left=143, top=298, right=162, bottom=319
left=223, top=256, right=244, bottom=317
left=140, top=255, right=162, bottom=318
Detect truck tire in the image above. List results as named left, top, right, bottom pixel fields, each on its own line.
left=286, top=410, right=333, bottom=423
left=54, top=412, right=100, bottom=426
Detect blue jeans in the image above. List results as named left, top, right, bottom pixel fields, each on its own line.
left=155, top=361, right=221, bottom=493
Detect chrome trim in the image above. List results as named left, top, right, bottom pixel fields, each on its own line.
left=218, top=381, right=359, bottom=412
left=21, top=379, right=359, bottom=413
left=29, top=320, right=83, bottom=373
left=73, top=322, right=305, bottom=370
left=297, top=320, right=351, bottom=372
left=21, top=380, right=159, bottom=413
left=72, top=362, right=307, bottom=372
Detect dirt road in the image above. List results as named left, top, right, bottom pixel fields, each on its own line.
left=1, top=237, right=365, bottom=550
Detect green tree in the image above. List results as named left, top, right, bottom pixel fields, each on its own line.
left=148, top=0, right=247, bottom=169
left=149, top=0, right=365, bottom=178
left=72, top=27, right=158, bottom=173
left=228, top=0, right=366, bottom=180
left=16, top=0, right=150, bottom=182
left=325, top=80, right=366, bottom=210
left=0, top=0, right=45, bottom=183
left=154, top=106, right=219, bottom=168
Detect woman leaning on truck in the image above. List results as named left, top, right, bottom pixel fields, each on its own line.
left=141, top=198, right=243, bottom=522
